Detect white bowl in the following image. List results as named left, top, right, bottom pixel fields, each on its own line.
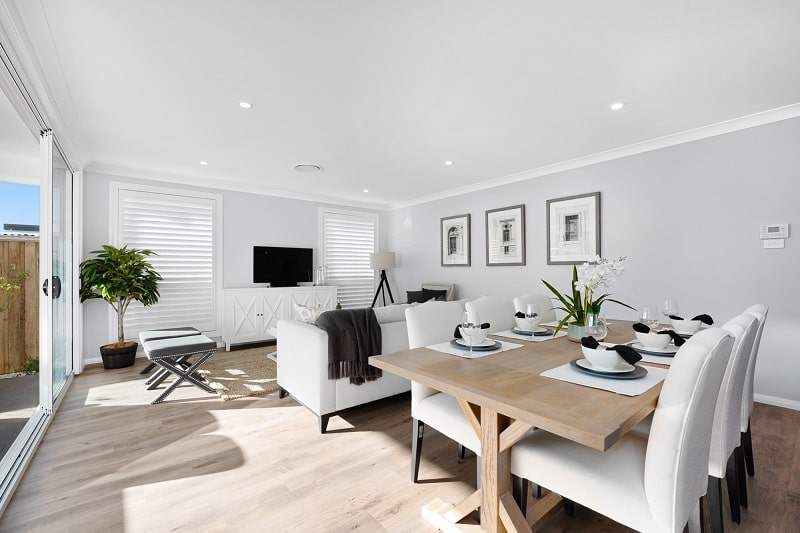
left=635, top=331, right=671, bottom=350
left=459, top=327, right=488, bottom=345
left=670, top=318, right=701, bottom=334
left=515, top=316, right=541, bottom=331
left=581, top=345, right=623, bottom=370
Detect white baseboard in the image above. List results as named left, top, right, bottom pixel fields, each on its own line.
left=754, top=393, right=800, bottom=411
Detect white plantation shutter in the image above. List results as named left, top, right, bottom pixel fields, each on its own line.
left=111, top=184, right=221, bottom=340
left=321, top=209, right=377, bottom=309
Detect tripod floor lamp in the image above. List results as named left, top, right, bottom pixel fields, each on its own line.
left=370, top=252, right=395, bottom=308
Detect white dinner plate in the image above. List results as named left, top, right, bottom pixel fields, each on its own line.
left=575, top=358, right=635, bottom=374
left=630, top=341, right=679, bottom=356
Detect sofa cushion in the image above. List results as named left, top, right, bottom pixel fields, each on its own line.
left=373, top=303, right=411, bottom=324
left=294, top=303, right=325, bottom=323
left=407, top=289, right=447, bottom=304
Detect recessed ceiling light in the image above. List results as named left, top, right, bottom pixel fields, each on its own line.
left=199, top=161, right=208, bottom=166
left=363, top=189, right=369, bottom=193
left=444, top=160, right=454, bottom=166
left=239, top=101, right=252, bottom=109
left=610, top=102, right=625, bottom=111
left=293, top=164, right=323, bottom=173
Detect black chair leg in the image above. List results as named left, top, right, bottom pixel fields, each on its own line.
left=411, top=419, right=424, bottom=482
left=742, top=419, right=755, bottom=477
left=563, top=498, right=574, bottom=517
left=458, top=444, right=466, bottom=463
left=278, top=387, right=288, bottom=399
left=726, top=453, right=741, bottom=524
left=512, top=475, right=528, bottom=516
left=319, top=414, right=331, bottom=434
left=532, top=483, right=542, bottom=499
left=735, top=446, right=748, bottom=509
left=708, top=476, right=724, bottom=533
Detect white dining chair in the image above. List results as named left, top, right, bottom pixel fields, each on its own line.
left=740, top=304, right=768, bottom=482
left=465, top=295, right=515, bottom=333
left=513, top=293, right=557, bottom=323
left=510, top=327, right=734, bottom=533
left=705, top=313, right=758, bottom=531
left=405, top=301, right=481, bottom=483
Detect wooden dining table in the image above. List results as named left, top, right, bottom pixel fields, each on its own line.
left=369, top=321, right=665, bottom=533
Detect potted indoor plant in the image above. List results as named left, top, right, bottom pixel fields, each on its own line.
left=79, top=245, right=162, bottom=369
left=542, top=256, right=635, bottom=341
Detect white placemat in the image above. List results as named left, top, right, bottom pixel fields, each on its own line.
left=541, top=362, right=668, bottom=396
left=493, top=329, right=568, bottom=342
left=427, top=339, right=523, bottom=359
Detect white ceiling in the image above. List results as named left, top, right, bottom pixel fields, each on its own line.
left=7, top=1, right=800, bottom=208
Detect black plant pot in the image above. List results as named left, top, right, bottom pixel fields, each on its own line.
left=100, top=342, right=138, bottom=369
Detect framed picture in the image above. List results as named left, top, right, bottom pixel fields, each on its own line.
left=546, top=192, right=601, bottom=264
left=485, top=204, right=525, bottom=266
left=441, top=214, right=471, bottom=266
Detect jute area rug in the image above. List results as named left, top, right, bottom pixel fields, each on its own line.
left=198, top=346, right=279, bottom=401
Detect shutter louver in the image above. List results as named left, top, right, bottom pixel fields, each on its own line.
left=322, top=211, right=376, bottom=309
left=117, top=189, right=217, bottom=340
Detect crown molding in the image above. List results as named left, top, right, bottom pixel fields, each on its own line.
left=390, top=103, right=800, bottom=210
left=85, top=163, right=392, bottom=212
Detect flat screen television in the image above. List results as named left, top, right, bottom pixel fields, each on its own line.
left=253, top=246, right=313, bottom=286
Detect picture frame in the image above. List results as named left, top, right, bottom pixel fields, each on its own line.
left=485, top=204, right=525, bottom=266
left=546, top=192, right=601, bottom=265
left=441, top=214, right=471, bottom=266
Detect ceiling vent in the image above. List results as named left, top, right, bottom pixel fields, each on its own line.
left=293, top=164, right=323, bottom=173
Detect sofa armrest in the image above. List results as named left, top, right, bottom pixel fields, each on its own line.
left=276, top=319, right=336, bottom=416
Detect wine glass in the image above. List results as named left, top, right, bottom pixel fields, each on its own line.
left=461, top=311, right=482, bottom=354
left=586, top=315, right=608, bottom=340
left=662, top=299, right=679, bottom=319
left=525, top=303, right=540, bottom=331
left=640, top=305, right=661, bottom=331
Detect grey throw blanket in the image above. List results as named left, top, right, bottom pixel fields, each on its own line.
left=316, top=308, right=382, bottom=385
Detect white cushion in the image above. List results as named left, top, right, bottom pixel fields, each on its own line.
left=293, top=303, right=325, bottom=323
left=373, top=303, right=412, bottom=324
left=413, top=392, right=480, bottom=455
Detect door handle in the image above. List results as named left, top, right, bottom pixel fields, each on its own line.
left=42, top=278, right=49, bottom=296
left=52, top=276, right=62, bottom=299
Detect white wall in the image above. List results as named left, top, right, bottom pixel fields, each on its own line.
left=81, top=171, right=387, bottom=364
left=388, top=117, right=800, bottom=407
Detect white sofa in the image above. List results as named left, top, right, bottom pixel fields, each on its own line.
left=276, top=304, right=413, bottom=433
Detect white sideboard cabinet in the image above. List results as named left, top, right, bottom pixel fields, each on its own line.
left=222, top=286, right=337, bottom=350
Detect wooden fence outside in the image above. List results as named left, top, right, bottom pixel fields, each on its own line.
left=0, top=236, right=39, bottom=374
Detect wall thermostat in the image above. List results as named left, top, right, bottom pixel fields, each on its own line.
left=759, top=224, right=789, bottom=239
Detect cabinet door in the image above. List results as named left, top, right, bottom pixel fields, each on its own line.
left=288, top=289, right=315, bottom=319
left=259, top=291, right=285, bottom=335
left=313, top=288, right=337, bottom=310
left=228, top=293, right=260, bottom=339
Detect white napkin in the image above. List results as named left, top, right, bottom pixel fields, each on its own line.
left=493, top=329, right=568, bottom=342
left=427, top=339, right=523, bottom=359
left=541, top=362, right=668, bottom=396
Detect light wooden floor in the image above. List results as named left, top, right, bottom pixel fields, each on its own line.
left=0, top=358, right=798, bottom=532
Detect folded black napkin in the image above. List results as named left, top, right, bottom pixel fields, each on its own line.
left=453, top=323, right=490, bottom=339
left=632, top=322, right=685, bottom=346
left=581, top=336, right=642, bottom=365
left=668, top=314, right=714, bottom=325
left=514, top=311, right=538, bottom=319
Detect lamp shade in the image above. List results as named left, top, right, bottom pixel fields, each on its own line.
left=369, top=251, right=396, bottom=270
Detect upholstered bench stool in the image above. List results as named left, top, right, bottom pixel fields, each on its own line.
left=143, top=334, right=217, bottom=404
left=138, top=327, right=201, bottom=376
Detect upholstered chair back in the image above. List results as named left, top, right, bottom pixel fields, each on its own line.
left=406, top=301, right=467, bottom=409
left=465, top=295, right=515, bottom=333
left=513, top=293, right=557, bottom=323
left=644, top=328, right=733, bottom=532
left=707, top=314, right=758, bottom=478
left=741, top=304, right=768, bottom=430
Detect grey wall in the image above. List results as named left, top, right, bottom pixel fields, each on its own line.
left=388, top=117, right=800, bottom=407
left=81, top=171, right=387, bottom=364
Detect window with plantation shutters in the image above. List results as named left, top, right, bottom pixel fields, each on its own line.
left=320, top=209, right=378, bottom=309
left=110, top=183, right=222, bottom=341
